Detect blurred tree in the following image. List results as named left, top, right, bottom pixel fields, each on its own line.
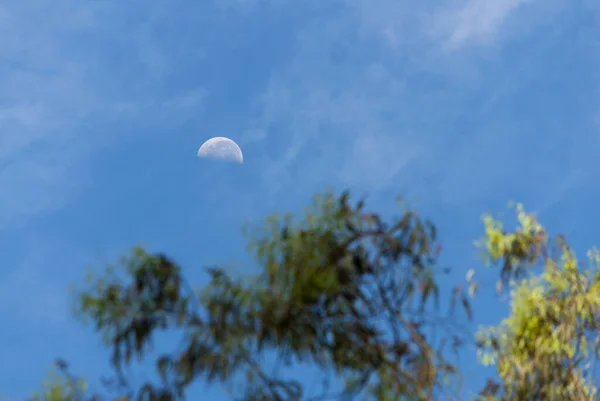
left=475, top=204, right=600, bottom=401
left=72, top=192, right=470, bottom=401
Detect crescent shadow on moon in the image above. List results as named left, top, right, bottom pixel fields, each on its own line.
left=197, top=136, right=243, bottom=164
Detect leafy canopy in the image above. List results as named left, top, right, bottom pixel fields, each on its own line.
left=73, top=192, right=470, bottom=401
left=476, top=203, right=600, bottom=401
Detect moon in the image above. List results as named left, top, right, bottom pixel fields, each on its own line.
left=197, top=137, right=243, bottom=164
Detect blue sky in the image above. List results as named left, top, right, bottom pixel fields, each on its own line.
left=1, top=0, right=600, bottom=399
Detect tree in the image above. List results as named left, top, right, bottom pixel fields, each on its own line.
left=72, top=192, right=471, bottom=401
left=474, top=204, right=600, bottom=401
left=30, top=192, right=600, bottom=401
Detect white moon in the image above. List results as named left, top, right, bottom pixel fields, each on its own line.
left=197, top=137, right=243, bottom=164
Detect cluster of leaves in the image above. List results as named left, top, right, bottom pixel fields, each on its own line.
left=24, top=366, right=92, bottom=401
left=475, top=204, right=600, bottom=401
left=71, top=192, right=471, bottom=401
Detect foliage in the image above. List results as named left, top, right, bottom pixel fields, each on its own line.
left=25, top=368, right=89, bottom=401
left=72, top=192, right=470, bottom=401
left=475, top=204, right=600, bottom=401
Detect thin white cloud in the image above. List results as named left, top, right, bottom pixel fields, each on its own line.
left=238, top=3, right=436, bottom=197
left=240, top=8, right=424, bottom=196
left=0, top=1, right=206, bottom=230
left=433, top=0, right=533, bottom=50
left=240, top=0, right=596, bottom=210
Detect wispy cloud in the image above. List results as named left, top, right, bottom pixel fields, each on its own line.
left=432, top=0, right=533, bottom=50
left=239, top=0, right=598, bottom=210
left=0, top=1, right=206, bottom=230
left=240, top=6, right=425, bottom=196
